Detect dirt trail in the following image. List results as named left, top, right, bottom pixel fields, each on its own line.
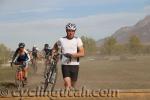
left=2, top=57, right=150, bottom=99
left=27, top=62, right=45, bottom=88
left=27, top=61, right=64, bottom=89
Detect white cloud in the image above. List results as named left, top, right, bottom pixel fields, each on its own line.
left=59, top=0, right=121, bottom=6
left=0, top=0, right=121, bottom=15
left=2, top=7, right=63, bottom=15
left=0, top=0, right=63, bottom=15
left=0, top=12, right=148, bottom=50
left=0, top=0, right=149, bottom=49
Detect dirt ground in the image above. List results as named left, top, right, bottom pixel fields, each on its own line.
left=1, top=55, right=150, bottom=99
left=1, top=92, right=150, bottom=100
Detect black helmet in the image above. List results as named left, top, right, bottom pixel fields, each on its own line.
left=44, top=44, right=49, bottom=48
left=18, top=43, right=25, bottom=48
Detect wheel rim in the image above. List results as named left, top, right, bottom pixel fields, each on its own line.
left=51, top=68, right=58, bottom=92
left=44, top=65, right=58, bottom=92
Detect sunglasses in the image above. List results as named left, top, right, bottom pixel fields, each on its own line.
left=66, top=30, right=75, bottom=32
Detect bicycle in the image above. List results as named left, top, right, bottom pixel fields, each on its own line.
left=11, top=63, right=26, bottom=90
left=43, top=53, right=59, bottom=92
left=44, top=53, right=52, bottom=78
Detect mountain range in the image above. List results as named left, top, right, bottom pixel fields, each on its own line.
left=97, top=15, right=150, bottom=46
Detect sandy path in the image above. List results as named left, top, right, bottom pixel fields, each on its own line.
left=27, top=62, right=45, bottom=88
left=27, top=61, right=64, bottom=89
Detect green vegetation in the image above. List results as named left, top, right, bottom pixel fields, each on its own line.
left=100, top=37, right=117, bottom=55
left=81, top=36, right=97, bottom=55
left=0, top=43, right=11, bottom=64
left=128, top=35, right=143, bottom=54
left=100, top=35, right=150, bottom=55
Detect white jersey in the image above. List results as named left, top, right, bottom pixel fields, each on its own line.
left=57, top=37, right=83, bottom=65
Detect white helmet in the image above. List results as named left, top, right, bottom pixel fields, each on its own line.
left=33, top=45, right=36, bottom=48
left=66, top=23, right=77, bottom=31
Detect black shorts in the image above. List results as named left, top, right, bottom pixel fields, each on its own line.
left=61, top=65, right=79, bottom=81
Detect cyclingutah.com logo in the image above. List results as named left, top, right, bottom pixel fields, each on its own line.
left=0, top=86, right=119, bottom=99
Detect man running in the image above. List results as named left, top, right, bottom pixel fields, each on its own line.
left=53, top=23, right=85, bottom=89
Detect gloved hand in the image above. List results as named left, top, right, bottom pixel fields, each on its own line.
left=64, top=53, right=72, bottom=59
left=63, top=53, right=72, bottom=64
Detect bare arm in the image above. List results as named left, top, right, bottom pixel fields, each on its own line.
left=72, top=46, right=85, bottom=58
left=12, top=48, right=19, bottom=62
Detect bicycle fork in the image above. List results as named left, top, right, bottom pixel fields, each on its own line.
left=47, top=67, right=55, bottom=84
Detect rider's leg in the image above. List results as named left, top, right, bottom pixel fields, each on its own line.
left=23, top=62, right=29, bottom=81
left=24, top=68, right=28, bottom=78
left=62, top=65, right=72, bottom=89
left=71, top=81, right=77, bottom=88
left=64, top=77, right=72, bottom=89
left=23, top=67, right=28, bottom=84
left=70, top=65, right=79, bottom=88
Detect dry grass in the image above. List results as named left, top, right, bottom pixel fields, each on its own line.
left=1, top=55, right=150, bottom=99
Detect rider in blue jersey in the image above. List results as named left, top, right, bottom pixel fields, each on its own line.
left=11, top=43, right=31, bottom=83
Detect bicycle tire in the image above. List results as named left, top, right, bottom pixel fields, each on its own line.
left=44, top=62, right=58, bottom=92
left=51, top=66, right=58, bottom=92
left=15, top=68, right=24, bottom=90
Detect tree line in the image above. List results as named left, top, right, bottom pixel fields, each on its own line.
left=0, top=35, right=150, bottom=64
left=100, top=35, right=150, bottom=55
left=81, top=36, right=97, bottom=55
left=0, top=44, right=11, bottom=64
left=80, top=35, right=150, bottom=55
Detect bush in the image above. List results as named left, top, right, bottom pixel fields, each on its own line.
left=0, top=44, right=11, bottom=64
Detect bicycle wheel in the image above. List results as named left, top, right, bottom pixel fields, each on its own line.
left=43, top=65, right=52, bottom=92
left=50, top=66, right=58, bottom=92
left=15, top=68, right=24, bottom=90
left=44, top=63, right=58, bottom=92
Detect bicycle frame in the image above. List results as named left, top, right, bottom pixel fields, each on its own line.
left=16, top=67, right=24, bottom=81
left=44, top=53, right=59, bottom=92
left=13, top=64, right=26, bottom=90
left=47, top=59, right=56, bottom=82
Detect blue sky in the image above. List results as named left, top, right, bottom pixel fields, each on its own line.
left=0, top=0, right=150, bottom=50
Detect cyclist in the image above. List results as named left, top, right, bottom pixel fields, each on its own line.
left=43, top=44, right=52, bottom=77
left=11, top=43, right=31, bottom=84
left=43, top=44, right=52, bottom=60
left=32, top=45, right=39, bottom=60
left=53, top=23, right=85, bottom=90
